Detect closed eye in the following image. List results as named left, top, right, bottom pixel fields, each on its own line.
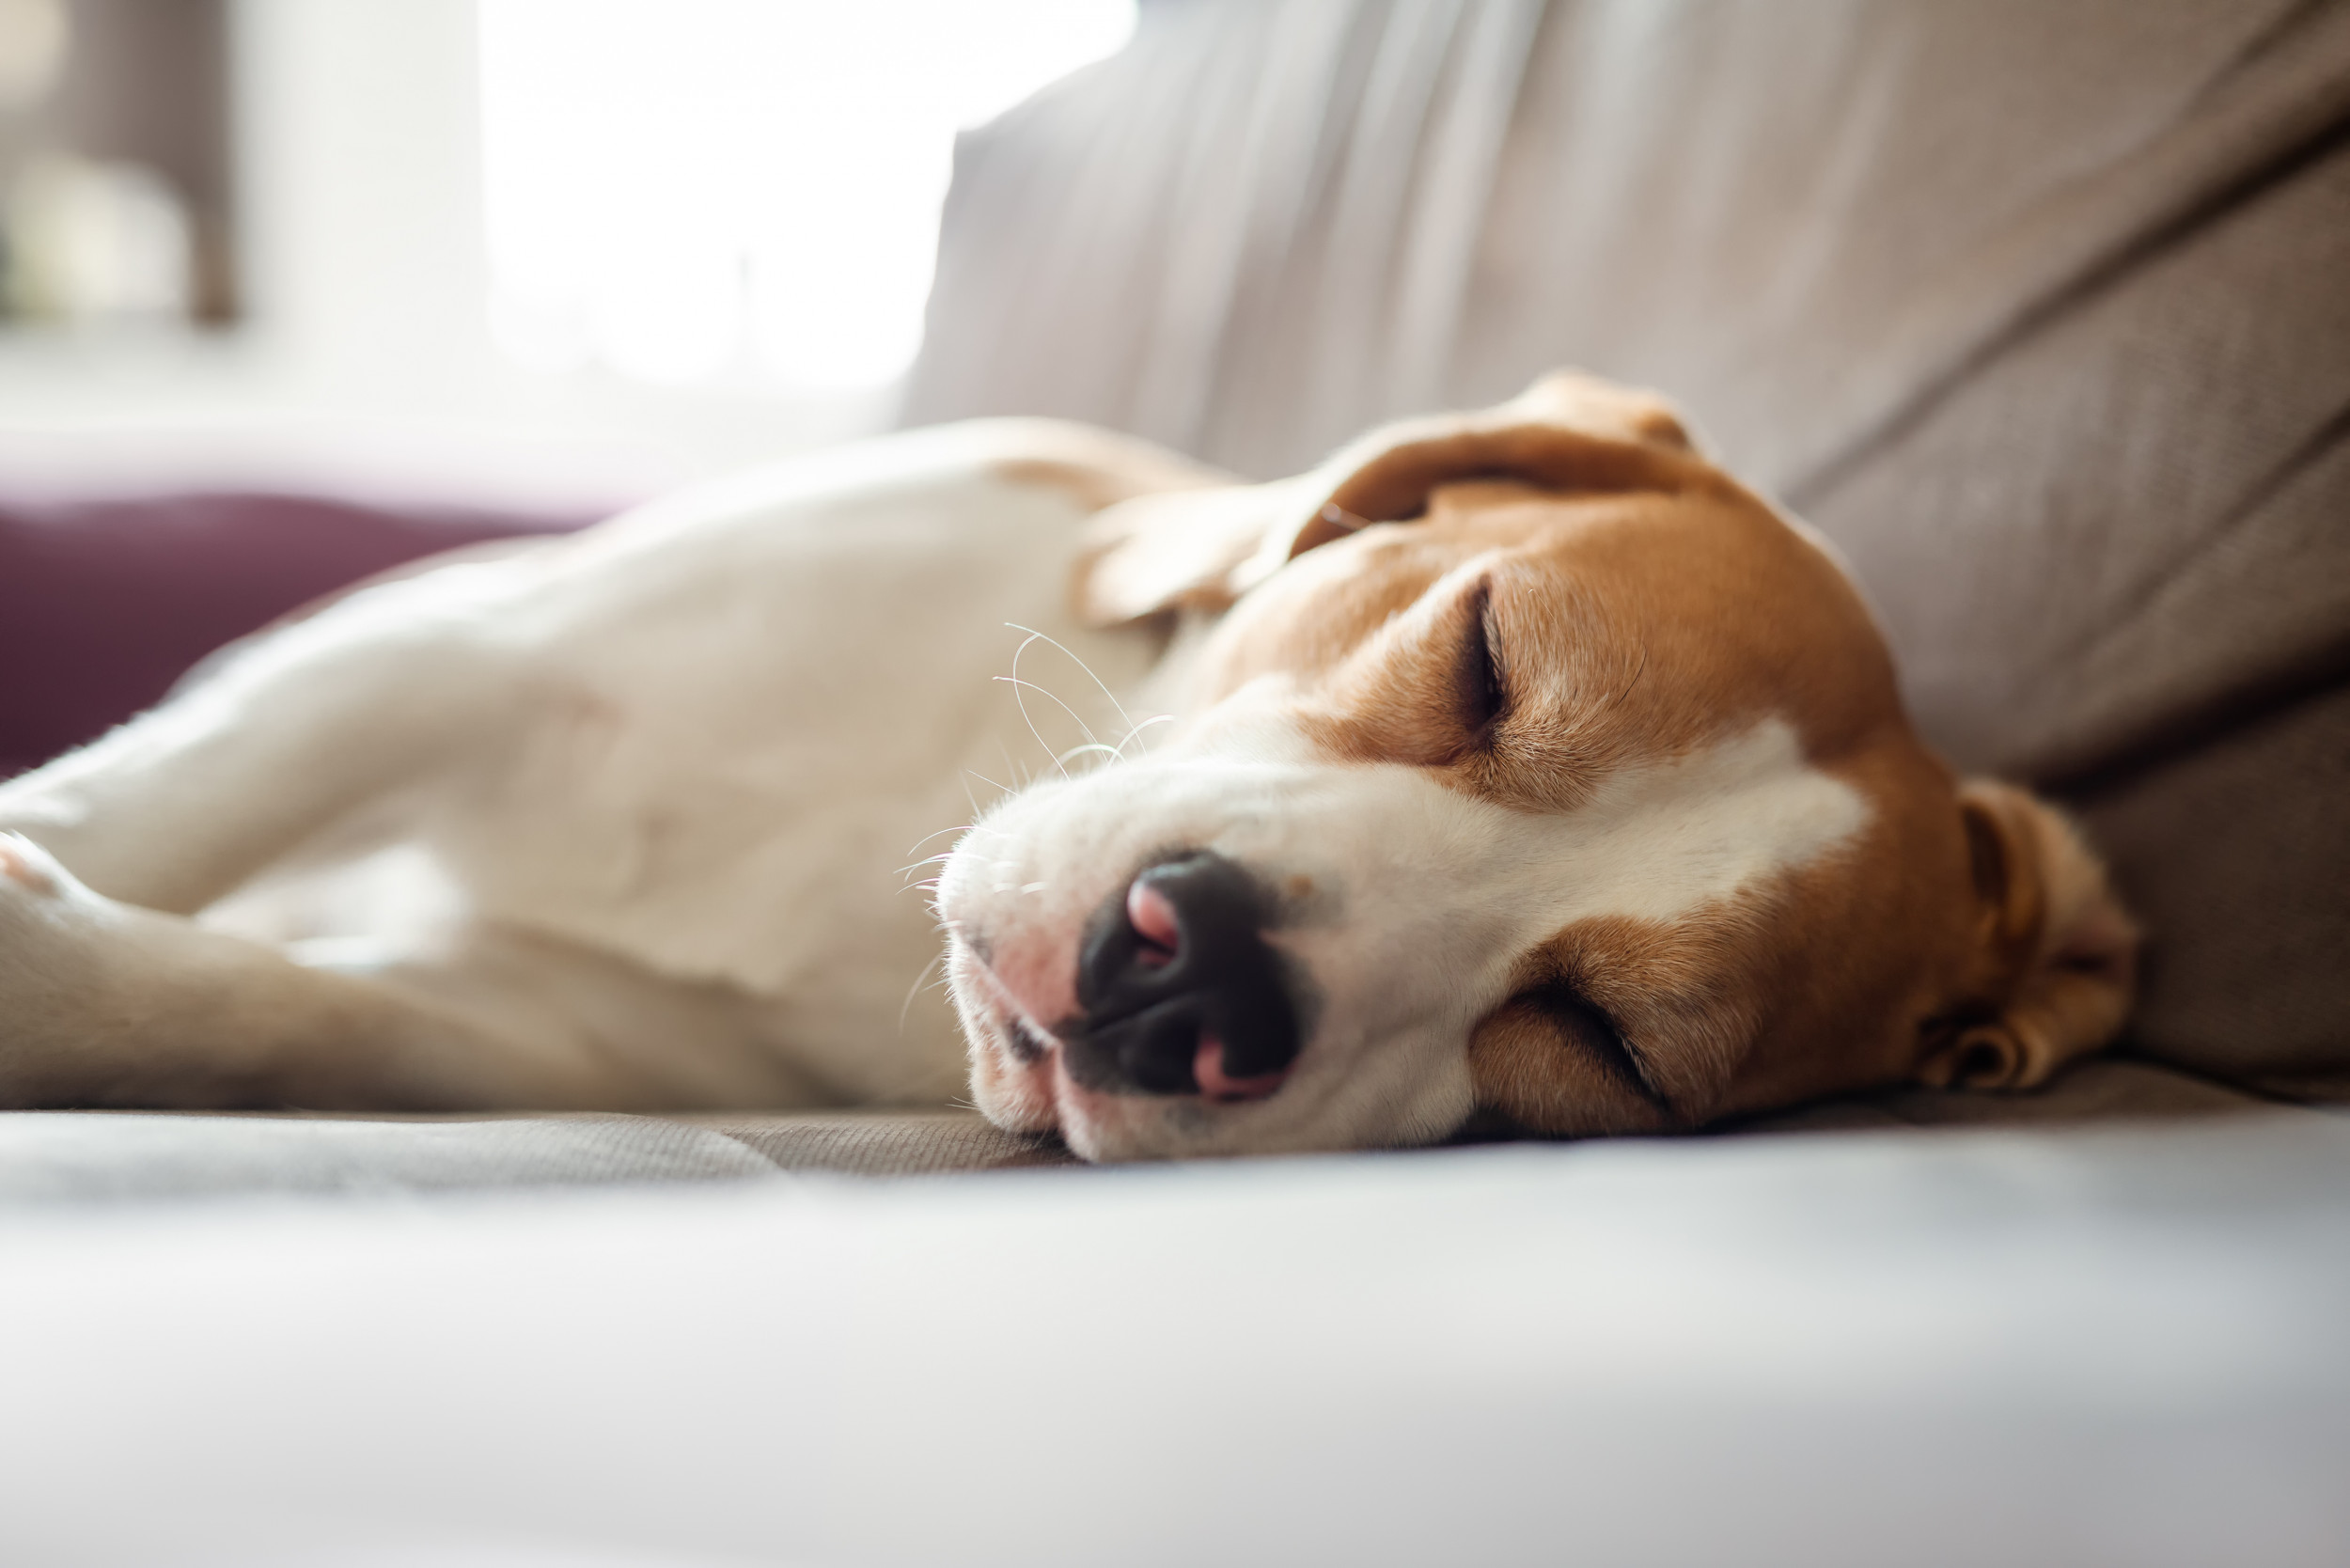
left=1515, top=977, right=1668, bottom=1114
left=1456, top=579, right=1507, bottom=742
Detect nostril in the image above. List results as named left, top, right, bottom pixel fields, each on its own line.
left=1126, top=878, right=1181, bottom=965
left=1195, top=1033, right=1288, bottom=1103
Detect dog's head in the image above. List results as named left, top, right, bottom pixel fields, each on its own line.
left=938, top=374, right=2137, bottom=1160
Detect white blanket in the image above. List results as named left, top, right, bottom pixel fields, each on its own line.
left=4, top=1114, right=2346, bottom=1567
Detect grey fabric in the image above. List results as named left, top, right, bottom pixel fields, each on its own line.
left=912, top=0, right=2343, bottom=490
left=0, top=1111, right=787, bottom=1200
left=0, top=1060, right=2306, bottom=1198
left=682, top=1107, right=1077, bottom=1174
left=1740, top=1055, right=2300, bottom=1133
left=2074, top=684, right=2350, bottom=1098
left=904, top=0, right=2350, bottom=1092
left=1793, top=132, right=2350, bottom=785
left=0, top=1108, right=1077, bottom=1199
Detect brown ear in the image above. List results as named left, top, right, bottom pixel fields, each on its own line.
left=1918, top=781, right=2141, bottom=1090
left=1069, top=474, right=1324, bottom=626
left=1071, top=370, right=1702, bottom=627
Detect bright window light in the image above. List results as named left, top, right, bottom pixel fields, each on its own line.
left=478, top=0, right=1135, bottom=389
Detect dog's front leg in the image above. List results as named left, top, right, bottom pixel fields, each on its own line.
left=0, top=832, right=637, bottom=1110
left=0, top=576, right=525, bottom=915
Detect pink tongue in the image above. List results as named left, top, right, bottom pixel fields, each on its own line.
left=1194, top=1034, right=1287, bottom=1103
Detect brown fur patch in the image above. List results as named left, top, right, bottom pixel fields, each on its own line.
left=991, top=458, right=1156, bottom=514
left=1084, top=370, right=2137, bottom=1134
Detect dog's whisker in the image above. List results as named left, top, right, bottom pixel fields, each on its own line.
left=1115, top=712, right=1177, bottom=759
left=1002, top=682, right=1069, bottom=779
left=1004, top=621, right=1137, bottom=746
left=898, top=950, right=948, bottom=1035
left=996, top=673, right=1104, bottom=764
left=896, top=852, right=957, bottom=877
left=1057, top=742, right=1123, bottom=771
left=903, top=823, right=977, bottom=857
left=1009, top=631, right=1104, bottom=746
left=1004, top=632, right=1100, bottom=779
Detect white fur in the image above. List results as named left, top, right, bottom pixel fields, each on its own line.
left=941, top=700, right=1869, bottom=1160
left=0, top=415, right=1867, bottom=1155
left=0, top=421, right=1199, bottom=1111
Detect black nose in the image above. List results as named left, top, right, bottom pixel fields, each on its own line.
left=1068, top=851, right=1302, bottom=1097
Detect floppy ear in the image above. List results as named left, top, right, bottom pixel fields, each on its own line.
left=1069, top=473, right=1325, bottom=627
left=1917, top=780, right=2141, bottom=1090
left=1071, top=370, right=1702, bottom=627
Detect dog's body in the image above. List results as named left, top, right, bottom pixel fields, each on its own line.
left=0, top=376, right=2138, bottom=1159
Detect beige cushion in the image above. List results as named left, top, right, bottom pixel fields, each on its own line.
left=905, top=0, right=2350, bottom=1093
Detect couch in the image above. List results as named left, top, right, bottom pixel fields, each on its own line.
left=4, top=3, right=2346, bottom=1563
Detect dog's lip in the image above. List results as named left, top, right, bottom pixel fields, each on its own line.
left=1003, top=1010, right=1058, bottom=1064
left=969, top=952, right=1291, bottom=1113
left=964, top=953, right=1068, bottom=1059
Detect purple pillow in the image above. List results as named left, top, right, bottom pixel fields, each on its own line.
left=0, top=492, right=596, bottom=778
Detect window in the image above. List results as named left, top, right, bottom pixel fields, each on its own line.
left=478, top=0, right=1134, bottom=389
left=0, top=0, right=235, bottom=328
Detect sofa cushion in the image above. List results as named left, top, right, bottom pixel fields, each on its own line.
left=2071, top=687, right=2350, bottom=1099
left=0, top=1061, right=2303, bottom=1200
left=1789, top=105, right=2350, bottom=1095
left=0, top=1112, right=787, bottom=1200
left=5, top=1111, right=2346, bottom=1565
left=903, top=0, right=2350, bottom=1095
left=0, top=1109, right=1077, bottom=1200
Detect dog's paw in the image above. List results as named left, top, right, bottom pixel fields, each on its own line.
left=0, top=832, right=70, bottom=899
left=0, top=833, right=147, bottom=1103
left=0, top=831, right=118, bottom=926
left=0, top=834, right=111, bottom=942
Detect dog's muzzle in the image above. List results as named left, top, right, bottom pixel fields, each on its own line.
left=1067, top=851, right=1301, bottom=1101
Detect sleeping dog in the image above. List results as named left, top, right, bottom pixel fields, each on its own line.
left=0, top=374, right=2136, bottom=1160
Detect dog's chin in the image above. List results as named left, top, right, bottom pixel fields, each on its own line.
left=960, top=1003, right=1227, bottom=1163
left=950, top=962, right=1277, bottom=1161
left=1035, top=1053, right=1164, bottom=1163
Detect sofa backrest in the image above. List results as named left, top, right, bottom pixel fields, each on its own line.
left=903, top=0, right=2350, bottom=1097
